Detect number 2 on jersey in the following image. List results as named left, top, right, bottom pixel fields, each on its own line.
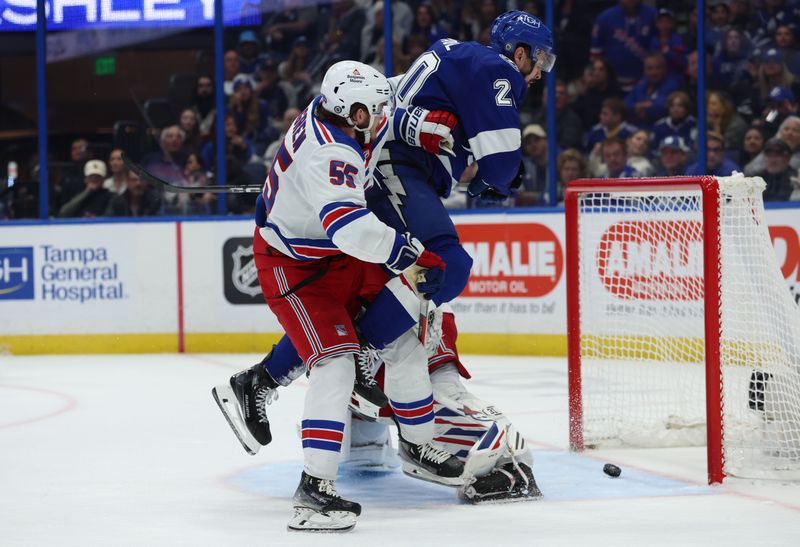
left=329, top=160, right=358, bottom=188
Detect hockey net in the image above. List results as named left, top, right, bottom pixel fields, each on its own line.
left=565, top=175, right=800, bottom=483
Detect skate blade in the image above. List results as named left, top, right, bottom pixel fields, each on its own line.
left=401, top=462, right=464, bottom=487
left=211, top=385, right=260, bottom=456
left=458, top=488, right=544, bottom=505
left=287, top=507, right=357, bottom=533
left=348, top=393, right=380, bottom=422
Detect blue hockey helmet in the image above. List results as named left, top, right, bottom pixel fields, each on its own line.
left=489, top=11, right=556, bottom=72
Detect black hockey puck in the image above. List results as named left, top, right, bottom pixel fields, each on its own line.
left=603, top=463, right=621, bottom=478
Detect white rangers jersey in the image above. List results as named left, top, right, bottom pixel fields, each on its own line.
left=259, top=96, right=401, bottom=263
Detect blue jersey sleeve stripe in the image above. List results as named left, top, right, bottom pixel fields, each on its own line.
left=324, top=208, right=371, bottom=238
left=319, top=201, right=362, bottom=218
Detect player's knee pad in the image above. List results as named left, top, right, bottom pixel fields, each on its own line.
left=357, top=277, right=419, bottom=350
left=425, top=237, right=473, bottom=306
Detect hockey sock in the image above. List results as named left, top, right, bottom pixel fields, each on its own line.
left=263, top=335, right=305, bottom=387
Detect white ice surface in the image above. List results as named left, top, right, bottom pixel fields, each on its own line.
left=1, top=354, right=799, bottom=547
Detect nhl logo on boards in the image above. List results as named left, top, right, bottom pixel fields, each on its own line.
left=223, top=238, right=263, bottom=305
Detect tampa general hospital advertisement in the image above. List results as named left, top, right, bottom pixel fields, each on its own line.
left=1, top=206, right=798, bottom=355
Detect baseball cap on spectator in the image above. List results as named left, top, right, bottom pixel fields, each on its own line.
left=233, top=74, right=255, bottom=91
left=522, top=124, right=546, bottom=139
left=762, top=48, right=783, bottom=64
left=259, top=53, right=278, bottom=71
left=239, top=30, right=259, bottom=45
left=768, top=86, right=796, bottom=103
left=84, top=159, right=107, bottom=178
left=293, top=36, right=309, bottom=48
left=658, top=135, right=689, bottom=153
left=656, top=8, right=674, bottom=19
left=763, top=137, right=791, bottom=156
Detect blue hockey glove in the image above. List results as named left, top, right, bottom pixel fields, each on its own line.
left=386, top=232, right=425, bottom=274
left=467, top=179, right=508, bottom=203
left=414, top=251, right=446, bottom=299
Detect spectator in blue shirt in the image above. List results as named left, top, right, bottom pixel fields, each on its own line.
left=649, top=9, right=686, bottom=76
left=772, top=25, right=800, bottom=76
left=712, top=28, right=751, bottom=88
left=600, top=136, right=640, bottom=178
left=585, top=97, right=639, bottom=153
left=229, top=74, right=273, bottom=153
left=652, top=90, right=697, bottom=151
left=653, top=135, right=689, bottom=177
left=625, top=53, right=683, bottom=130
left=685, top=132, right=741, bottom=176
left=237, top=30, right=261, bottom=74
left=591, top=0, right=657, bottom=91
left=706, top=0, right=732, bottom=53
left=410, top=3, right=448, bottom=48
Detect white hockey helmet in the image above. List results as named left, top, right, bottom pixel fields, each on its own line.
left=320, top=61, right=392, bottom=133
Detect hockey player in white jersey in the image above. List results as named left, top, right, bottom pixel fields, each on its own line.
left=213, top=60, right=464, bottom=532
left=215, top=10, right=552, bottom=506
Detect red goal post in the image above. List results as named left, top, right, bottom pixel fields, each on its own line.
left=564, top=175, right=800, bottom=485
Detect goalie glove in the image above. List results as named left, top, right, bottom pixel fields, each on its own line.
left=401, top=106, right=458, bottom=156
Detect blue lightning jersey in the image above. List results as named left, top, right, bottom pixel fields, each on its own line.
left=387, top=38, right=527, bottom=198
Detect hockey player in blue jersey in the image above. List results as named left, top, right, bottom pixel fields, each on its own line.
left=214, top=10, right=553, bottom=503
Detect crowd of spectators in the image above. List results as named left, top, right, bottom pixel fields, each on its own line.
left=3, top=0, right=800, bottom=220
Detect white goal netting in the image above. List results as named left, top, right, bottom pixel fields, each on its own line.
left=575, top=175, right=800, bottom=480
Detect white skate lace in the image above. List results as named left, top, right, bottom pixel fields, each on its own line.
left=319, top=479, right=340, bottom=498
left=357, top=346, right=379, bottom=387
left=418, top=443, right=452, bottom=464
left=255, top=387, right=278, bottom=423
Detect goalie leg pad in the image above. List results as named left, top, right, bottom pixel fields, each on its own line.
left=459, top=462, right=542, bottom=504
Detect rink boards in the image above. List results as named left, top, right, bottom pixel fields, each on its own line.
left=0, top=206, right=798, bottom=355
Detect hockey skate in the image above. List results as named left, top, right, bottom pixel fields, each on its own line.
left=212, top=358, right=278, bottom=455
left=287, top=472, right=361, bottom=533
left=349, top=344, right=388, bottom=421
left=398, top=437, right=465, bottom=486
left=459, top=461, right=542, bottom=504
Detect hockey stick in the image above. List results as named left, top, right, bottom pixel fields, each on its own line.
left=122, top=153, right=263, bottom=194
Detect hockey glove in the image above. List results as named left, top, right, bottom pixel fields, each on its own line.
left=386, top=232, right=425, bottom=274
left=403, top=107, right=458, bottom=156
left=414, top=249, right=446, bottom=300
left=467, top=179, right=508, bottom=203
